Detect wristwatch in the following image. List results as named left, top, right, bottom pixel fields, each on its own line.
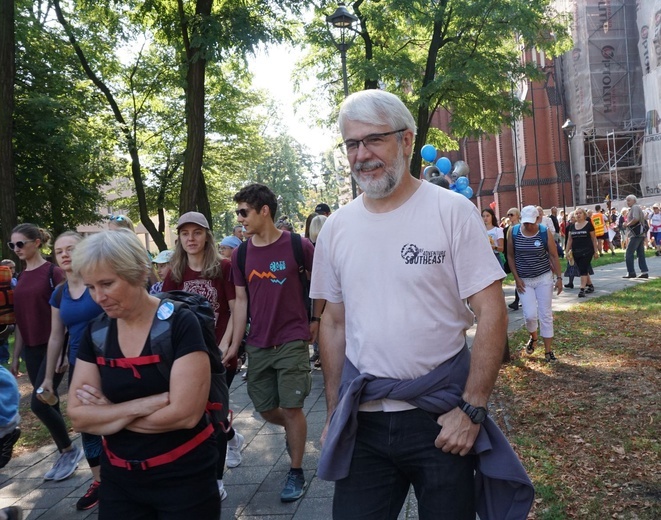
left=459, top=399, right=488, bottom=424
left=310, top=316, right=321, bottom=323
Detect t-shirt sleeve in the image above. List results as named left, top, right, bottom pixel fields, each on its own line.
left=77, top=325, right=97, bottom=364
left=171, top=309, right=207, bottom=361
left=48, top=283, right=65, bottom=309
left=310, top=218, right=342, bottom=303
left=587, top=221, right=595, bottom=233
left=53, top=266, right=66, bottom=285
left=495, top=227, right=504, bottom=240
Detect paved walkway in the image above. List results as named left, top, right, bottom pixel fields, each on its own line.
left=0, top=257, right=657, bottom=519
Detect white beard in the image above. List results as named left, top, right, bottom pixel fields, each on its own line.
left=351, top=145, right=406, bottom=200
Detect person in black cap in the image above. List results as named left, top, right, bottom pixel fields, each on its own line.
left=315, top=203, right=331, bottom=217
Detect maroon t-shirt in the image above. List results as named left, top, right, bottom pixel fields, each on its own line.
left=161, top=260, right=235, bottom=344
left=14, top=262, right=65, bottom=346
left=230, top=231, right=314, bottom=348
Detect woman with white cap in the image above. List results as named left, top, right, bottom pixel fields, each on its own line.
left=506, top=205, right=563, bottom=362
left=161, top=212, right=239, bottom=501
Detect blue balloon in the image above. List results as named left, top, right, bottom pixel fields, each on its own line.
left=423, top=165, right=441, bottom=179
left=455, top=176, right=469, bottom=190
left=449, top=183, right=457, bottom=191
left=460, top=186, right=474, bottom=198
left=421, top=144, right=437, bottom=162
left=436, top=157, right=452, bottom=174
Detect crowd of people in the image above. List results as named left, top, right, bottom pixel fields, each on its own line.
left=0, top=88, right=658, bottom=519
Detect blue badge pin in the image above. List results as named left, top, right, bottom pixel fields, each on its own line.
left=534, top=240, right=542, bottom=247
left=157, top=301, right=174, bottom=320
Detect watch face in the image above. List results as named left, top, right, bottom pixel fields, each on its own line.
left=472, top=407, right=487, bottom=423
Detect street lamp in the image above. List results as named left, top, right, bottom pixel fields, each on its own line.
left=562, top=118, right=577, bottom=209
left=326, top=3, right=360, bottom=198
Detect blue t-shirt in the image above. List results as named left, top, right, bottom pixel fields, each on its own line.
left=49, top=283, right=103, bottom=364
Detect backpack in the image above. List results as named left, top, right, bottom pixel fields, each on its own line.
left=236, top=232, right=311, bottom=320
left=0, top=266, right=14, bottom=326
left=511, top=224, right=549, bottom=253
left=90, top=291, right=229, bottom=430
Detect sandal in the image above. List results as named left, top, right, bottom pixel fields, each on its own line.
left=525, top=337, right=537, bottom=354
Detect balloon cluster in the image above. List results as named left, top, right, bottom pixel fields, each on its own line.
left=420, top=144, right=473, bottom=198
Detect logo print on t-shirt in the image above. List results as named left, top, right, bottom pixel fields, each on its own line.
left=247, top=260, right=288, bottom=285
left=400, top=244, right=446, bottom=265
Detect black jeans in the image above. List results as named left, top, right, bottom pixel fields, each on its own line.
left=333, top=408, right=476, bottom=520
left=24, top=344, right=72, bottom=452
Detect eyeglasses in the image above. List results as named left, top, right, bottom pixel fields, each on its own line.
left=7, top=240, right=34, bottom=250
left=235, top=208, right=254, bottom=218
left=109, top=215, right=126, bottom=222
left=340, top=128, right=407, bottom=155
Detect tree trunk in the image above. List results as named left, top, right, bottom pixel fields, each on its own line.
left=178, top=0, right=213, bottom=229
left=0, top=0, right=17, bottom=259
left=411, top=17, right=445, bottom=179
left=53, top=0, right=167, bottom=251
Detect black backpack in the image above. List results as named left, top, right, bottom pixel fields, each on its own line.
left=90, top=290, right=229, bottom=429
left=236, top=232, right=311, bottom=320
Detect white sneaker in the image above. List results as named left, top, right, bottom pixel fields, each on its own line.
left=225, top=432, right=244, bottom=468
left=217, top=480, right=227, bottom=501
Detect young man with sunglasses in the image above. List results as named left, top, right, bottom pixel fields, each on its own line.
left=309, top=90, right=533, bottom=520
left=225, top=184, right=315, bottom=503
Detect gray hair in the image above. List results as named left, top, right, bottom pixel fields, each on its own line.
left=72, top=229, right=150, bottom=286
left=626, top=194, right=637, bottom=203
left=339, top=90, right=417, bottom=138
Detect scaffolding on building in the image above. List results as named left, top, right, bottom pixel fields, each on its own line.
left=583, top=120, right=645, bottom=203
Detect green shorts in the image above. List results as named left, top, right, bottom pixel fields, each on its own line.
left=245, top=340, right=311, bottom=413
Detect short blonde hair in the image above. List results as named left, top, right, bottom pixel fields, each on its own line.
left=72, top=230, right=150, bottom=286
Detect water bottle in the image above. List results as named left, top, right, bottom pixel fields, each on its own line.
left=36, top=387, right=58, bottom=406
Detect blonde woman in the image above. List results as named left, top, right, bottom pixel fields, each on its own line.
left=566, top=208, right=599, bottom=297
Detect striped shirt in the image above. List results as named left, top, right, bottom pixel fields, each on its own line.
left=513, top=227, right=551, bottom=279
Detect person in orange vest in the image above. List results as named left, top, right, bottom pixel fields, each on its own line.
left=588, top=206, right=607, bottom=256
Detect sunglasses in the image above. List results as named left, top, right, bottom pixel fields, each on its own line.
left=235, top=208, right=254, bottom=218
left=7, top=240, right=34, bottom=250
left=109, top=215, right=126, bottom=222
left=507, top=213, right=517, bottom=217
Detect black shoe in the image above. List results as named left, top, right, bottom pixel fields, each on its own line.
left=525, top=337, right=537, bottom=355
left=508, top=302, right=519, bottom=311
left=0, top=428, right=20, bottom=469
left=638, top=273, right=649, bottom=279
left=622, top=274, right=637, bottom=279
left=578, top=289, right=586, bottom=298
left=586, top=285, right=594, bottom=293
left=76, top=480, right=100, bottom=510
left=564, top=283, right=574, bottom=289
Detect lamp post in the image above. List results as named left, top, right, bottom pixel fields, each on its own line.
left=562, top=118, right=577, bottom=210
left=326, top=3, right=360, bottom=198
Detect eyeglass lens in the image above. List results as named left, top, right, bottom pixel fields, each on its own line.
left=235, top=208, right=249, bottom=218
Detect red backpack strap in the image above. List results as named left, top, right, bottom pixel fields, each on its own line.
left=95, top=355, right=161, bottom=379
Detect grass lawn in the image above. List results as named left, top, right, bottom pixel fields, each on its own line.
left=495, top=278, right=661, bottom=519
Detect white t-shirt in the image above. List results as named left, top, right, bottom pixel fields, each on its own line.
left=310, top=181, right=505, bottom=411
left=485, top=226, right=504, bottom=251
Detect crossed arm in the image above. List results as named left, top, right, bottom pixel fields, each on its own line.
left=68, top=351, right=210, bottom=436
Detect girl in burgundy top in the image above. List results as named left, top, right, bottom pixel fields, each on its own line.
left=9, top=223, right=83, bottom=481
left=162, top=211, right=239, bottom=500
